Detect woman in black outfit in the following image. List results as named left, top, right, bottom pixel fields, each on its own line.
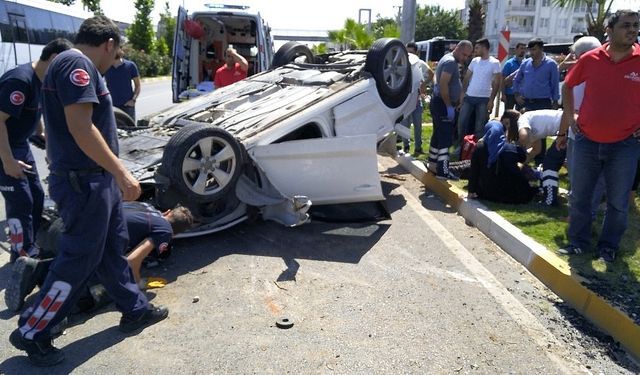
left=468, top=110, right=537, bottom=204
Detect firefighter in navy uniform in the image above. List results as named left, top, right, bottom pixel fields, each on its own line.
left=9, top=16, right=168, bottom=367
left=0, top=38, right=73, bottom=263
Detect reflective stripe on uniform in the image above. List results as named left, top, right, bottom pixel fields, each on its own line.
left=20, top=280, right=71, bottom=340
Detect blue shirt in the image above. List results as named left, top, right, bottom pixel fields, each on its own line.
left=501, top=56, right=522, bottom=95
left=43, top=50, right=118, bottom=172
left=104, top=59, right=139, bottom=107
left=0, top=63, right=41, bottom=159
left=512, top=55, right=559, bottom=101
left=123, top=202, right=173, bottom=256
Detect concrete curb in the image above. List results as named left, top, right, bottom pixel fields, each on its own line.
left=393, top=152, right=640, bottom=361
left=140, top=75, right=170, bottom=83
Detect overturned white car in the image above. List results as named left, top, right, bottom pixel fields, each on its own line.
left=119, top=38, right=420, bottom=237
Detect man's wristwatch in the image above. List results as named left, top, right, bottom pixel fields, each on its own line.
left=555, top=131, right=567, bottom=137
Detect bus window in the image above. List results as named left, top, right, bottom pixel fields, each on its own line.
left=72, top=17, right=83, bottom=34
left=0, top=3, right=10, bottom=42
left=50, top=12, right=75, bottom=41
left=8, top=14, right=28, bottom=43
left=24, top=6, right=53, bottom=45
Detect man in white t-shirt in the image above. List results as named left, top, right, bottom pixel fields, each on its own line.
left=457, top=38, right=501, bottom=145
left=517, top=109, right=565, bottom=205
left=517, top=109, right=563, bottom=163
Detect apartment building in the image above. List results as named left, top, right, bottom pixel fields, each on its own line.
left=465, top=0, right=590, bottom=54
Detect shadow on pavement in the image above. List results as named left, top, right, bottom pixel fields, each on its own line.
left=0, top=326, right=125, bottom=375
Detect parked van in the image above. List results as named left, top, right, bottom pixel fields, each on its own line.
left=415, top=37, right=460, bottom=62
left=172, top=4, right=274, bottom=102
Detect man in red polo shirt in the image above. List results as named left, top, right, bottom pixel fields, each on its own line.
left=556, top=9, right=640, bottom=262
left=214, top=46, right=248, bottom=88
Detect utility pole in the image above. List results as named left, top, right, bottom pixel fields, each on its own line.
left=400, top=0, right=416, bottom=43
left=393, top=5, right=402, bottom=25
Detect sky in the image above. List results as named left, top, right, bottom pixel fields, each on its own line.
left=97, top=0, right=466, bottom=30
left=86, top=0, right=638, bottom=31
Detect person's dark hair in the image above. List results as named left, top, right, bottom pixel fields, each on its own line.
left=475, top=38, right=490, bottom=50
left=527, top=38, right=544, bottom=49
left=167, top=205, right=194, bottom=234
left=75, top=15, right=121, bottom=47
left=501, top=109, right=521, bottom=143
left=515, top=42, right=527, bottom=49
left=606, top=9, right=639, bottom=29
left=406, top=41, right=417, bottom=51
left=39, top=38, right=73, bottom=61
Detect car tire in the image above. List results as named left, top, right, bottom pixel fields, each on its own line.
left=162, top=125, right=244, bottom=203
left=272, top=42, right=314, bottom=68
left=114, top=107, right=136, bottom=129
left=364, top=38, right=412, bottom=108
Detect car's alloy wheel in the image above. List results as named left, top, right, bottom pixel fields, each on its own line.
left=162, top=125, right=244, bottom=203
left=365, top=38, right=412, bottom=108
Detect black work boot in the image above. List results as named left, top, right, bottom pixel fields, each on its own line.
left=119, top=303, right=169, bottom=333
left=9, top=329, right=65, bottom=367
left=436, top=159, right=459, bottom=181
left=5, top=256, right=39, bottom=312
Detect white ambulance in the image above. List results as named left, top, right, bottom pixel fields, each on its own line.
left=172, top=4, right=274, bottom=102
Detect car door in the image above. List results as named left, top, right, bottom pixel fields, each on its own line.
left=172, top=6, right=189, bottom=103
left=249, top=134, right=384, bottom=205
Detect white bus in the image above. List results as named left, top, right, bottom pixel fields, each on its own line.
left=0, top=0, right=93, bottom=76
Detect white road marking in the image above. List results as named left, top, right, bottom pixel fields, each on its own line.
left=400, top=185, right=590, bottom=375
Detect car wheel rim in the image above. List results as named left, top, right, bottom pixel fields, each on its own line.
left=382, top=45, right=408, bottom=90
left=181, top=136, right=237, bottom=196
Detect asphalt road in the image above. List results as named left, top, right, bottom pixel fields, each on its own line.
left=0, top=81, right=638, bottom=373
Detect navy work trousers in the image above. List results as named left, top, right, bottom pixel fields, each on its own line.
left=0, top=152, right=43, bottom=258
left=18, top=172, right=148, bottom=340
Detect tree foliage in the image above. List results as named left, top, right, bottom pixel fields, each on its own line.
left=328, top=18, right=375, bottom=50
left=49, top=0, right=102, bottom=13
left=158, top=1, right=176, bottom=55
left=372, top=17, right=400, bottom=39
left=126, top=0, right=155, bottom=52
left=311, top=43, right=328, bottom=55
left=415, top=5, right=466, bottom=41
left=552, top=0, right=614, bottom=41
left=467, top=0, right=486, bottom=42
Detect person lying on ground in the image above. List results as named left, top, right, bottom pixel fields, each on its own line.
left=5, top=201, right=193, bottom=312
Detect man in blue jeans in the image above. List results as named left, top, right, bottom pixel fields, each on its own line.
left=400, top=42, right=433, bottom=154
left=556, top=9, right=640, bottom=262
left=457, top=38, right=501, bottom=142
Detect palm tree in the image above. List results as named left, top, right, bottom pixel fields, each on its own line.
left=328, top=18, right=375, bottom=50
left=467, top=0, right=486, bottom=42
left=552, top=0, right=615, bottom=41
